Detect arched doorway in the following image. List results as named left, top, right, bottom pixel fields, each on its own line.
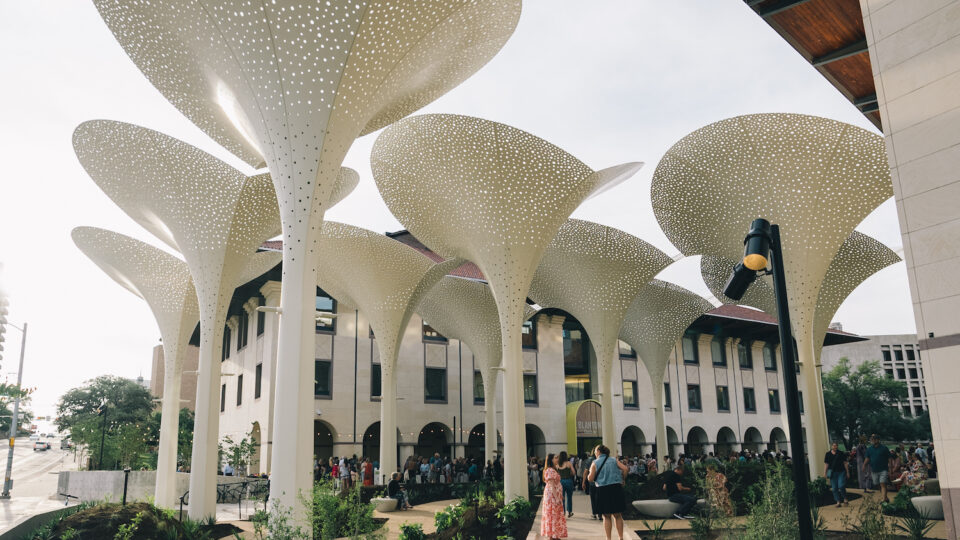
left=466, top=424, right=501, bottom=462
left=565, top=399, right=602, bottom=457
left=621, top=426, right=645, bottom=457
left=314, top=420, right=335, bottom=463
left=743, top=427, right=763, bottom=453
left=362, top=422, right=402, bottom=471
left=415, top=422, right=452, bottom=458
left=525, top=424, right=546, bottom=459
left=716, top=427, right=738, bottom=458
left=686, top=426, right=709, bottom=456
left=666, top=426, right=680, bottom=460
left=250, top=422, right=262, bottom=474
left=769, top=427, right=788, bottom=452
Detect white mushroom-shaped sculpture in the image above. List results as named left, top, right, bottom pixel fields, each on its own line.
left=651, top=113, right=893, bottom=476
left=619, top=280, right=713, bottom=471
left=315, top=222, right=462, bottom=483
left=417, top=276, right=539, bottom=465
left=73, top=120, right=288, bottom=518
left=372, top=113, right=643, bottom=500
left=528, top=219, right=673, bottom=452
left=72, top=227, right=199, bottom=508
left=91, top=1, right=521, bottom=510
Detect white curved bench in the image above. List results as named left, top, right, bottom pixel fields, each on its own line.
left=632, top=498, right=706, bottom=518
left=372, top=497, right=399, bottom=512
left=911, top=496, right=943, bottom=520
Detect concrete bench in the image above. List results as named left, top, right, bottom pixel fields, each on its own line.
left=911, top=496, right=944, bottom=520
left=372, top=497, right=399, bottom=513
left=924, top=478, right=940, bottom=494
left=631, top=498, right=706, bottom=518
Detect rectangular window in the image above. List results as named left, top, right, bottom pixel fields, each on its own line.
left=743, top=388, right=756, bottom=412
left=906, top=348, right=916, bottom=361
left=716, top=385, right=730, bottom=411
left=425, top=367, right=447, bottom=402
left=897, top=368, right=906, bottom=379
left=738, top=341, right=753, bottom=369
left=371, top=363, right=381, bottom=399
left=256, top=302, right=265, bottom=336
left=682, top=333, right=699, bottom=365
left=909, top=367, right=918, bottom=379
left=711, top=338, right=726, bottom=366
left=881, top=348, right=892, bottom=363
left=315, top=289, right=336, bottom=333
left=768, top=389, right=781, bottom=413
left=222, top=325, right=231, bottom=361
left=885, top=368, right=894, bottom=378
left=894, top=348, right=904, bottom=361
left=220, top=384, right=226, bottom=413
left=622, top=380, right=638, bottom=408
left=798, top=390, right=804, bottom=413
left=254, top=364, right=262, bottom=399
left=687, top=384, right=702, bottom=411
left=314, top=360, right=332, bottom=398
left=618, top=340, right=636, bottom=358
left=911, top=386, right=921, bottom=398
left=763, top=345, right=776, bottom=371
left=236, top=374, right=243, bottom=406
left=664, top=382, right=672, bottom=410
left=914, top=405, right=924, bottom=417
left=422, top=321, right=447, bottom=342
left=522, top=320, right=537, bottom=349
left=473, top=371, right=484, bottom=404
left=523, top=374, right=538, bottom=405
left=238, top=310, right=249, bottom=349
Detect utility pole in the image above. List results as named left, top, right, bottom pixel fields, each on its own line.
left=1, top=321, right=27, bottom=499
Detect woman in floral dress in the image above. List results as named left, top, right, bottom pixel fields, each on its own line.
left=540, top=453, right=568, bottom=539
left=705, top=463, right=733, bottom=517
left=893, top=452, right=928, bottom=494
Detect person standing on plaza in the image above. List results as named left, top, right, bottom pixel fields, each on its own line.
left=362, top=457, right=374, bottom=487
left=557, top=451, right=576, bottom=517
left=856, top=436, right=873, bottom=491
left=864, top=434, right=892, bottom=503
left=705, top=463, right=733, bottom=517
left=588, top=444, right=629, bottom=540
left=581, top=448, right=599, bottom=518
left=540, top=453, right=568, bottom=540
left=339, top=455, right=352, bottom=491
left=824, top=442, right=850, bottom=507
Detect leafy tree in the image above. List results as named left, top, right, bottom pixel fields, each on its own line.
left=145, top=407, right=194, bottom=468
left=219, top=429, right=258, bottom=476
left=55, top=376, right=154, bottom=470
left=823, top=358, right=931, bottom=450
left=0, top=381, right=33, bottom=435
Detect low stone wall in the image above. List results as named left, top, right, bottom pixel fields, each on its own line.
left=56, top=471, right=258, bottom=503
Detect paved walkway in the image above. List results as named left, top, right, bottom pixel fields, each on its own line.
left=525, top=488, right=951, bottom=539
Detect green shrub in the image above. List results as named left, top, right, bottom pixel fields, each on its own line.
left=841, top=495, right=895, bottom=540
left=306, top=480, right=382, bottom=540
left=434, top=502, right=465, bottom=532
left=741, top=461, right=798, bottom=540
left=894, top=508, right=936, bottom=540
left=398, top=522, right=425, bottom=540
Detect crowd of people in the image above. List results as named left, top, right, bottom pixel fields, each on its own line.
left=824, top=434, right=936, bottom=507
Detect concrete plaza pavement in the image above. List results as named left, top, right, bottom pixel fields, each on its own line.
left=0, top=437, right=81, bottom=534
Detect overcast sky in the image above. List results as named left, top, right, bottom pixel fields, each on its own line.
left=0, top=1, right=913, bottom=416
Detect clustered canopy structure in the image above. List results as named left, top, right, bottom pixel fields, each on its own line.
left=416, top=276, right=539, bottom=465
left=72, top=227, right=199, bottom=508
left=528, top=219, right=672, bottom=452
left=702, top=231, right=901, bottom=362
left=619, top=280, right=713, bottom=471
left=73, top=120, right=286, bottom=518
left=651, top=113, right=892, bottom=477
left=92, top=0, right=522, bottom=512
left=372, top=113, right=643, bottom=500
left=315, top=222, right=462, bottom=484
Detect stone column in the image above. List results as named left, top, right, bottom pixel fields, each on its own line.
left=260, top=281, right=282, bottom=475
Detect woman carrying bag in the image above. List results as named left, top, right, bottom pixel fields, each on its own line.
left=588, top=445, right=629, bottom=540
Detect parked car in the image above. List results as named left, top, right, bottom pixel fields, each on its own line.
left=60, top=439, right=74, bottom=450
left=33, top=441, right=49, bottom=451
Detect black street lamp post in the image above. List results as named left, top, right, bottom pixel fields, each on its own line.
left=724, top=218, right=813, bottom=540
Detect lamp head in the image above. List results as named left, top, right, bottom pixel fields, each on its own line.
left=742, top=219, right=771, bottom=271
left=722, top=262, right=757, bottom=300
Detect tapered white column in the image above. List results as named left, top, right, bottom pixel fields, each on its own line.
left=496, top=281, right=528, bottom=503
left=270, top=251, right=317, bottom=519
left=188, top=320, right=225, bottom=519
left=378, top=346, right=400, bottom=485
left=156, top=346, right=184, bottom=508
left=483, top=368, right=498, bottom=464
left=596, top=344, right=618, bottom=453
left=797, top=335, right=829, bottom=478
